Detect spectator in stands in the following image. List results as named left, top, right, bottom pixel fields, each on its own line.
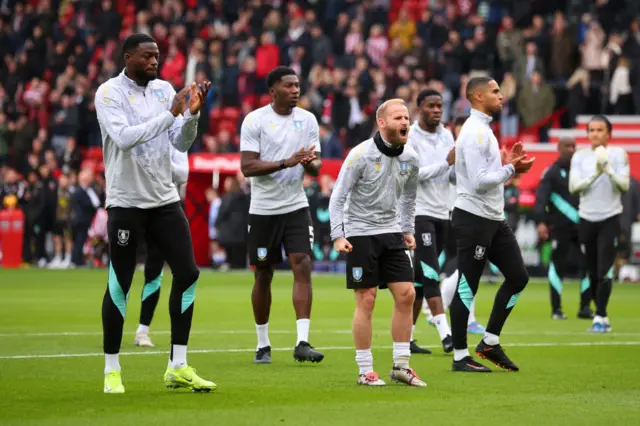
left=517, top=71, right=556, bottom=141
left=549, top=11, right=576, bottom=84
left=497, top=15, right=524, bottom=71
left=214, top=176, right=249, bottom=270
left=49, top=92, right=80, bottom=158
left=60, top=137, right=82, bottom=175
left=389, top=8, right=416, bottom=51
left=49, top=173, right=73, bottom=269
left=609, top=56, right=634, bottom=114
left=70, top=169, right=100, bottom=267
left=500, top=72, right=518, bottom=140
left=0, top=113, right=10, bottom=166
left=514, top=42, right=545, bottom=86
left=319, top=124, right=343, bottom=159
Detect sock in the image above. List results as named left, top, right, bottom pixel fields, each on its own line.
left=169, top=344, right=187, bottom=369
left=468, top=298, right=477, bottom=325
left=603, top=316, right=610, bottom=325
left=296, top=318, right=310, bottom=345
left=355, top=349, right=373, bottom=375
left=453, top=348, right=470, bottom=361
left=392, top=342, right=410, bottom=369
left=136, top=324, right=149, bottom=335
left=432, top=313, right=451, bottom=341
left=212, top=252, right=226, bottom=265
left=441, top=270, right=458, bottom=311
left=410, top=325, right=415, bottom=341
left=256, top=323, right=271, bottom=349
left=483, top=332, right=499, bottom=346
left=104, top=353, right=121, bottom=374
left=593, top=315, right=604, bottom=324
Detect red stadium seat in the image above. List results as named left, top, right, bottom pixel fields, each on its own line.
left=258, top=94, right=271, bottom=107
left=221, top=107, right=240, bottom=122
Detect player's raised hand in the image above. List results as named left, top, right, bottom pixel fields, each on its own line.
left=170, top=86, right=190, bottom=117
left=446, top=147, right=455, bottom=165
left=300, top=145, right=318, bottom=165
left=514, top=156, right=536, bottom=173
left=404, top=233, right=416, bottom=250
left=333, top=237, right=353, bottom=253
left=500, top=148, right=508, bottom=165
left=189, top=81, right=211, bottom=114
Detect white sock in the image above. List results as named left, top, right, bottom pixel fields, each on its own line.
left=468, top=298, right=477, bottom=325
left=169, top=344, right=187, bottom=369
left=441, top=270, right=458, bottom=311
left=483, top=332, right=499, bottom=346
left=104, top=353, right=121, bottom=374
left=392, top=342, right=410, bottom=369
left=410, top=325, right=415, bottom=341
left=453, top=348, right=470, bottom=361
left=432, top=313, right=451, bottom=341
left=593, top=315, right=604, bottom=324
left=212, top=252, right=226, bottom=264
left=296, top=318, right=310, bottom=345
left=256, top=323, right=271, bottom=349
left=603, top=316, right=610, bottom=325
left=355, top=349, right=373, bottom=375
left=136, top=324, right=149, bottom=335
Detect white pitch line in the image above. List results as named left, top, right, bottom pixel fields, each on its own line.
left=1, top=341, right=639, bottom=360
left=2, top=329, right=640, bottom=338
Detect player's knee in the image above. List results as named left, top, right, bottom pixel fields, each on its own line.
left=290, top=253, right=312, bottom=278
left=355, top=288, right=377, bottom=313
left=511, top=268, right=529, bottom=291
left=255, top=265, right=274, bottom=287
left=423, top=279, right=441, bottom=299
left=395, top=284, right=415, bottom=307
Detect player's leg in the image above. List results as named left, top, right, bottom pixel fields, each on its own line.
left=449, top=209, right=493, bottom=372
left=102, top=207, right=143, bottom=393
left=574, top=234, right=594, bottom=319
left=134, top=239, right=165, bottom=348
left=248, top=213, right=283, bottom=363
left=349, top=236, right=385, bottom=386
left=383, top=235, right=426, bottom=386
left=146, top=202, right=215, bottom=392
left=424, top=218, right=453, bottom=351
left=580, top=219, right=601, bottom=332
left=594, top=215, right=620, bottom=332
left=410, top=280, right=432, bottom=354
left=548, top=237, right=569, bottom=319
left=477, top=221, right=529, bottom=371
left=49, top=224, right=63, bottom=268
left=283, top=208, right=323, bottom=362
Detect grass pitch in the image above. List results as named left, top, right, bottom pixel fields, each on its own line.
left=0, top=268, right=639, bottom=426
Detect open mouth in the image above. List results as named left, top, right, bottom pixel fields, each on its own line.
left=399, top=128, right=408, bottom=137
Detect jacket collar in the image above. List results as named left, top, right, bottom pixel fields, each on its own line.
left=373, top=131, right=404, bottom=157
left=470, top=108, right=492, bottom=124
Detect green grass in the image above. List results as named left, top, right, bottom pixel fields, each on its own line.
left=0, top=269, right=639, bottom=426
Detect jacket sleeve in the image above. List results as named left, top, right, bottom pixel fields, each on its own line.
left=166, top=86, right=200, bottom=153
left=399, top=162, right=419, bottom=234
left=94, top=85, right=176, bottom=152
left=329, top=151, right=362, bottom=240
left=171, top=147, right=190, bottom=185
left=459, top=128, right=514, bottom=192
left=533, top=167, right=553, bottom=224
left=569, top=152, right=601, bottom=194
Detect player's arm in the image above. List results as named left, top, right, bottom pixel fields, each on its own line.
left=604, top=150, right=630, bottom=192
left=167, top=84, right=204, bottom=153
left=569, top=152, right=602, bottom=194
left=533, top=167, right=552, bottom=225
left=329, top=152, right=361, bottom=241
left=94, top=86, right=176, bottom=152
left=302, top=118, right=322, bottom=177
left=171, top=147, right=189, bottom=186
left=462, top=130, right=514, bottom=192
left=399, top=162, right=419, bottom=236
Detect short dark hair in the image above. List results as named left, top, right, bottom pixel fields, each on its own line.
left=416, top=89, right=442, bottom=107
left=267, top=66, right=297, bottom=89
left=588, top=114, right=613, bottom=134
left=465, top=76, right=493, bottom=101
left=122, top=33, right=156, bottom=55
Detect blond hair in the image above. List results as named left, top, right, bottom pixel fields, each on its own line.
left=376, top=98, right=407, bottom=121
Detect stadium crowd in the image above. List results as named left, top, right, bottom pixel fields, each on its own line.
left=1, top=0, right=640, bottom=268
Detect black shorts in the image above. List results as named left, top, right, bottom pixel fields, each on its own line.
left=52, top=219, right=71, bottom=238
left=346, top=233, right=414, bottom=289
left=248, top=207, right=313, bottom=266
left=414, top=215, right=448, bottom=286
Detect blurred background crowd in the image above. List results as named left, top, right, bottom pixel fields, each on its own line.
left=1, top=0, right=640, bottom=271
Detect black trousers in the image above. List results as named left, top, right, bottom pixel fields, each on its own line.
left=414, top=216, right=448, bottom=300
left=578, top=215, right=620, bottom=317
left=139, top=240, right=165, bottom=327
left=449, top=208, right=529, bottom=351
left=548, top=230, right=591, bottom=313
left=102, top=202, right=199, bottom=354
